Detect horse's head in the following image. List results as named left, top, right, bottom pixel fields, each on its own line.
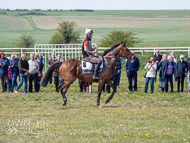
left=119, top=42, right=136, bottom=62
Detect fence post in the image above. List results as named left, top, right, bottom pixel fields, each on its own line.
left=154, top=48, right=156, bottom=55
left=34, top=44, right=36, bottom=54
left=142, top=50, right=144, bottom=56
left=21, top=48, right=22, bottom=55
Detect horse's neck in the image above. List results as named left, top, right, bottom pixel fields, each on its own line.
left=104, top=48, right=120, bottom=69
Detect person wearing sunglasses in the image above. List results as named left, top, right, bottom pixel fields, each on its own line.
left=176, top=55, right=188, bottom=92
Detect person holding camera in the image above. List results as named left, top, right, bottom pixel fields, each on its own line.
left=144, top=57, right=157, bottom=93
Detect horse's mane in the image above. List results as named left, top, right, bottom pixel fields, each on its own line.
left=102, top=43, right=120, bottom=56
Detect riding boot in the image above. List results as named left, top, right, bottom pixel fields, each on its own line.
left=93, top=62, right=101, bottom=79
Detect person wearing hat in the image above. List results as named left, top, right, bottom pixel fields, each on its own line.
left=176, top=55, right=188, bottom=92
left=82, top=28, right=101, bottom=79
left=0, top=52, right=10, bottom=92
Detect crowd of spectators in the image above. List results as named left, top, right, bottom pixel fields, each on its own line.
left=0, top=50, right=189, bottom=94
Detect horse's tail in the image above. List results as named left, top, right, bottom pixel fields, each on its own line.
left=41, top=62, right=62, bottom=87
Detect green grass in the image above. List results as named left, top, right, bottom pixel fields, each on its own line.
left=0, top=56, right=190, bottom=142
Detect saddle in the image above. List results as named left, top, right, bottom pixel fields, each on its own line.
left=82, top=60, right=103, bottom=74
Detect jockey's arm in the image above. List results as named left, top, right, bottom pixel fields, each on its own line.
left=84, top=46, right=95, bottom=55
left=91, top=44, right=98, bottom=51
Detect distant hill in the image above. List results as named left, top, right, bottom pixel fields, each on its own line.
left=0, top=10, right=190, bottom=47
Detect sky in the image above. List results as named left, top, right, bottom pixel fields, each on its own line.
left=1, top=0, right=190, bottom=10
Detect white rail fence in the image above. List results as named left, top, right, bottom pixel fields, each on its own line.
left=1, top=45, right=190, bottom=72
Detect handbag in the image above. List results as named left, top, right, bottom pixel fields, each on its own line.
left=38, top=71, right=43, bottom=78
left=143, top=72, right=147, bottom=78
left=143, top=63, right=155, bottom=78
left=159, top=78, right=166, bottom=88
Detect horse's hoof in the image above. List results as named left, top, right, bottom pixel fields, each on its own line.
left=105, top=99, right=109, bottom=104
left=62, top=103, right=70, bottom=107
left=63, top=104, right=70, bottom=107
left=98, top=105, right=102, bottom=108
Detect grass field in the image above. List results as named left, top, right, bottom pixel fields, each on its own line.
left=0, top=10, right=190, bottom=48
left=0, top=54, right=190, bottom=142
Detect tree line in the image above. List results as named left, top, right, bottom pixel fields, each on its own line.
left=16, top=21, right=142, bottom=48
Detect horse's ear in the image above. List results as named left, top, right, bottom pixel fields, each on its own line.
left=121, top=41, right=126, bottom=46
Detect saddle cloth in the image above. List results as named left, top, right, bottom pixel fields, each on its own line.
left=82, top=60, right=103, bottom=74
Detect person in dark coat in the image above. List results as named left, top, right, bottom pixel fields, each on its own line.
left=162, top=56, right=174, bottom=93
left=9, top=54, right=20, bottom=92
left=35, top=54, right=44, bottom=91
left=106, top=57, right=122, bottom=93
left=0, top=52, right=10, bottom=92
left=48, top=53, right=57, bottom=84
left=59, top=57, right=65, bottom=85
left=53, top=55, right=61, bottom=93
left=158, top=54, right=167, bottom=92
left=14, top=54, right=29, bottom=94
left=126, top=51, right=140, bottom=92
left=153, top=50, right=162, bottom=82
left=176, top=55, right=188, bottom=92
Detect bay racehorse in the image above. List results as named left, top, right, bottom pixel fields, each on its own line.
left=41, top=42, right=135, bottom=107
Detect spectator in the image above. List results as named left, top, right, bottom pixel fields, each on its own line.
left=158, top=54, right=167, bottom=92
left=107, top=57, right=123, bottom=92
left=79, top=80, right=86, bottom=92
left=170, top=51, right=177, bottom=63
left=84, top=82, right=92, bottom=94
left=153, top=50, right=162, bottom=82
left=116, top=57, right=122, bottom=88
left=15, top=55, right=18, bottom=58
left=162, top=56, right=174, bottom=93
left=187, top=57, right=190, bottom=72
left=59, top=57, right=65, bottom=85
left=126, top=51, right=140, bottom=92
left=176, top=55, right=188, bottom=92
left=0, top=52, right=10, bottom=92
left=5, top=57, right=12, bottom=91
left=9, top=54, right=20, bottom=92
left=35, top=53, right=43, bottom=91
left=48, top=53, right=57, bottom=84
left=126, top=59, right=134, bottom=88
left=170, top=51, right=177, bottom=82
left=144, top=57, right=157, bottom=93
left=14, top=54, right=29, bottom=94
left=28, top=53, right=39, bottom=93
left=53, top=55, right=60, bottom=93
left=39, top=53, right=45, bottom=66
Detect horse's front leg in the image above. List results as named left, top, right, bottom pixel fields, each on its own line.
left=97, top=79, right=105, bottom=107
left=105, top=80, right=116, bottom=104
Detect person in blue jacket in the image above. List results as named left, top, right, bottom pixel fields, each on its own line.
left=106, top=57, right=122, bottom=93
left=0, top=52, right=10, bottom=92
left=176, top=55, right=188, bottom=92
left=126, top=51, right=140, bottom=92
left=9, top=54, right=20, bottom=92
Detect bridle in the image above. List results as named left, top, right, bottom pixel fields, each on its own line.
left=120, top=44, right=129, bottom=59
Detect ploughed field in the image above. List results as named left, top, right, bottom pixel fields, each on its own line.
left=1, top=10, right=190, bottom=47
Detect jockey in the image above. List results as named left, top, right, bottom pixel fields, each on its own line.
left=82, top=28, right=102, bottom=79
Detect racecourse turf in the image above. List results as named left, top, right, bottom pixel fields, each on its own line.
left=0, top=56, right=190, bottom=143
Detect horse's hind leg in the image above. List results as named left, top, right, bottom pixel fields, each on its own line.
left=105, top=80, right=116, bottom=104
left=59, top=82, right=71, bottom=106
left=97, top=79, right=105, bottom=107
